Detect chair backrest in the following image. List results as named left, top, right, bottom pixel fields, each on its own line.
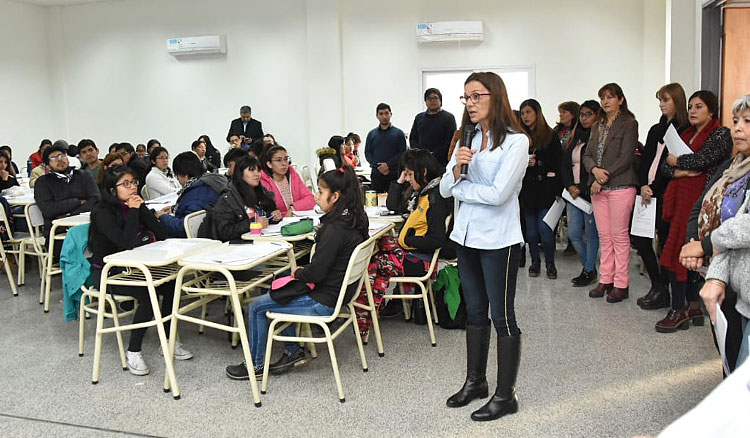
left=328, top=239, right=376, bottom=319
left=425, top=214, right=453, bottom=275
left=0, top=203, right=16, bottom=241
left=184, top=210, right=206, bottom=238
left=301, top=165, right=317, bottom=193
left=140, top=184, right=151, bottom=201
left=26, top=204, right=45, bottom=229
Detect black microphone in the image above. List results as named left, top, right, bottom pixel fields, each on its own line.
left=459, top=123, right=476, bottom=179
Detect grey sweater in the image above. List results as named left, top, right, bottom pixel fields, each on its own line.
left=706, top=190, right=750, bottom=318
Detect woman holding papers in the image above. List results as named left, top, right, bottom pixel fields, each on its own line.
left=679, top=94, right=750, bottom=370
left=560, top=100, right=600, bottom=287
left=199, top=156, right=280, bottom=241
left=89, top=165, right=192, bottom=376
left=518, top=99, right=563, bottom=279
left=582, top=83, right=639, bottom=304
left=144, top=146, right=181, bottom=199
left=656, top=90, right=732, bottom=333
left=633, top=83, right=690, bottom=310
left=440, top=72, right=528, bottom=422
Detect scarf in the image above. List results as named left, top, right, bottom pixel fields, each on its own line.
left=698, top=153, right=750, bottom=239
left=406, top=177, right=441, bottom=212
left=52, top=167, right=74, bottom=183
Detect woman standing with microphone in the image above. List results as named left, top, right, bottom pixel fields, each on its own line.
left=440, top=72, right=529, bottom=422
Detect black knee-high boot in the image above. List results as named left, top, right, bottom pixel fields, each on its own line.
left=446, top=321, right=490, bottom=407
left=471, top=334, right=521, bottom=421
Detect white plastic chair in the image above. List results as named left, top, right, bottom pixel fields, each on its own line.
left=261, top=238, right=376, bottom=402
left=301, top=165, right=317, bottom=193
left=184, top=210, right=206, bottom=238
left=12, top=204, right=48, bottom=295
left=78, top=285, right=138, bottom=369
left=140, top=184, right=151, bottom=201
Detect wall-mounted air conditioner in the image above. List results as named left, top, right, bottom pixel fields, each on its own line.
left=167, top=35, right=227, bottom=56
left=416, top=21, right=483, bottom=43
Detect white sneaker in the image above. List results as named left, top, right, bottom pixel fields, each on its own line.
left=159, top=342, right=194, bottom=361
left=126, top=351, right=150, bottom=376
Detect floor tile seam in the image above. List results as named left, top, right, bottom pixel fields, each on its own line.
left=0, top=412, right=164, bottom=438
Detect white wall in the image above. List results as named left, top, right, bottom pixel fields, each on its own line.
left=0, top=0, right=57, bottom=167
left=3, top=0, right=671, bottom=167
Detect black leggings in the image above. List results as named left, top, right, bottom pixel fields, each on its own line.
left=630, top=199, right=670, bottom=286
left=93, top=268, right=175, bottom=352
left=666, top=269, right=703, bottom=310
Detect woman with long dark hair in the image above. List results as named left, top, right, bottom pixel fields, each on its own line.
left=88, top=165, right=192, bottom=375
left=583, top=83, right=639, bottom=304
left=440, top=72, right=528, bottom=422
left=198, top=134, right=222, bottom=170
left=560, top=100, right=600, bottom=287
left=260, top=145, right=315, bottom=216
left=519, top=99, right=563, bottom=279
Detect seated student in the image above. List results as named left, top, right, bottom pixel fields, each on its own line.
left=29, top=139, right=52, bottom=170
left=144, top=146, right=181, bottom=199
left=0, top=146, right=20, bottom=175
left=0, top=151, right=19, bottom=191
left=97, top=153, right=124, bottom=184
left=198, top=134, right=222, bottom=170
left=135, top=143, right=147, bottom=159
left=223, top=148, right=249, bottom=178
left=192, top=139, right=216, bottom=173
left=386, top=149, right=451, bottom=276
left=34, top=144, right=99, bottom=239
left=155, top=152, right=227, bottom=237
left=260, top=145, right=315, bottom=216
left=78, top=139, right=102, bottom=181
left=228, top=133, right=243, bottom=150
left=199, top=156, right=281, bottom=242
left=226, top=166, right=368, bottom=380
left=115, top=143, right=148, bottom=186
left=146, top=139, right=161, bottom=155
left=28, top=163, right=47, bottom=188
left=89, top=165, right=192, bottom=376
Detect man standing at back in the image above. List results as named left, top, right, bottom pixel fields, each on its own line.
left=227, top=105, right=264, bottom=147
left=409, top=88, right=456, bottom=166
left=365, top=103, right=406, bottom=192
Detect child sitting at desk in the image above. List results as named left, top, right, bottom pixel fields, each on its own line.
left=88, top=165, right=193, bottom=376
left=199, top=156, right=281, bottom=241
left=226, top=166, right=368, bottom=380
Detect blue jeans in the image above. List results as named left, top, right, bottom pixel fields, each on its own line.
left=523, top=208, right=555, bottom=265
left=566, top=203, right=599, bottom=272
left=457, top=244, right=521, bottom=337
left=736, top=316, right=750, bottom=369
left=248, top=293, right=334, bottom=367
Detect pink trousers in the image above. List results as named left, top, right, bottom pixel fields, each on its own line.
left=591, top=188, right=636, bottom=288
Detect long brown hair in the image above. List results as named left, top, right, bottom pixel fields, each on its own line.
left=597, top=83, right=634, bottom=121
left=520, top=99, right=554, bottom=149
left=459, top=72, right=525, bottom=151
left=98, top=152, right=124, bottom=183
left=656, top=83, right=689, bottom=130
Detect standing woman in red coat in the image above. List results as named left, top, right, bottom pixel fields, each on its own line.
left=656, top=90, right=732, bottom=333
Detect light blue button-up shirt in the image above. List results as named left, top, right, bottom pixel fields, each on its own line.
left=439, top=125, right=529, bottom=250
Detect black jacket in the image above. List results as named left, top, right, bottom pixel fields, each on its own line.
left=639, top=116, right=682, bottom=197
left=199, top=183, right=277, bottom=242
left=387, top=181, right=451, bottom=252
left=34, top=169, right=100, bottom=236
left=294, top=216, right=368, bottom=308
left=560, top=127, right=592, bottom=202
left=0, top=175, right=19, bottom=191
left=520, top=134, right=563, bottom=210
left=89, top=203, right=167, bottom=268
left=227, top=118, right=264, bottom=143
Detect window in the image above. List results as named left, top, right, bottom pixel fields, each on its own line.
left=421, top=67, right=535, bottom=126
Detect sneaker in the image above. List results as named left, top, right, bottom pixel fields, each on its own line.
left=269, top=348, right=310, bottom=374
left=126, top=351, right=150, bottom=376
left=159, top=342, right=194, bottom=360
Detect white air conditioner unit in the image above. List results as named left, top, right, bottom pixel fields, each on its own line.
left=416, top=21, right=483, bottom=43
left=167, top=35, right=227, bottom=56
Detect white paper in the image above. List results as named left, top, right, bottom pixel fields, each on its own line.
left=561, top=189, right=593, bottom=215
left=630, top=196, right=657, bottom=238
left=182, top=242, right=290, bottom=266
left=145, top=191, right=178, bottom=206
left=664, top=124, right=694, bottom=157
left=542, top=199, right=566, bottom=230
left=714, top=303, right=730, bottom=376
left=368, top=221, right=391, bottom=236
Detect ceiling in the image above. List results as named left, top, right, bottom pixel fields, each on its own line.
left=11, top=0, right=114, bottom=6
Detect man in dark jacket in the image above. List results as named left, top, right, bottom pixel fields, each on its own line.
left=156, top=152, right=228, bottom=237
left=365, top=103, right=407, bottom=192
left=115, top=142, right=149, bottom=190
left=226, top=105, right=264, bottom=146
left=409, top=88, right=457, bottom=166
left=34, top=144, right=100, bottom=240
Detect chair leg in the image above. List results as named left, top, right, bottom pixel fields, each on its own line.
left=229, top=286, right=261, bottom=407
left=17, top=245, right=25, bottom=286
left=198, top=303, right=207, bottom=334
left=419, top=282, right=437, bottom=347
left=78, top=297, right=87, bottom=357
left=261, top=319, right=280, bottom=394
left=108, top=298, right=128, bottom=370
left=91, top=284, right=108, bottom=384
left=303, top=323, right=318, bottom=358
left=348, top=306, right=368, bottom=372
left=399, top=283, right=410, bottom=321
left=365, top=279, right=384, bottom=357
left=2, top=249, right=18, bottom=296
left=322, top=324, right=346, bottom=402
left=427, top=281, right=439, bottom=324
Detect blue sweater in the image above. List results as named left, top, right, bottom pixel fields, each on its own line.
left=364, top=125, right=407, bottom=174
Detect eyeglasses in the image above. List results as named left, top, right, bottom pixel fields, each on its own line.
left=579, top=111, right=595, bottom=119
left=116, top=179, right=140, bottom=189
left=48, top=154, right=67, bottom=163
left=426, top=96, right=441, bottom=101
left=272, top=157, right=291, bottom=163
left=460, top=93, right=491, bottom=105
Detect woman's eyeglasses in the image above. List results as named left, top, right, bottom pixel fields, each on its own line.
left=116, top=179, right=140, bottom=189
left=579, top=111, right=595, bottom=119
left=460, top=93, right=491, bottom=105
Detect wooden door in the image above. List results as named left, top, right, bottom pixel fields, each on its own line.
left=721, top=7, right=750, bottom=128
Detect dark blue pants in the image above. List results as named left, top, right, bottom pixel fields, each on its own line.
left=522, top=208, right=555, bottom=265
left=457, top=244, right=521, bottom=337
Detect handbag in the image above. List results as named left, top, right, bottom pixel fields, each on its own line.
left=269, top=275, right=314, bottom=305
left=281, top=218, right=313, bottom=236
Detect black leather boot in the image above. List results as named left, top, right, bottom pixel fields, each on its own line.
left=446, top=322, right=490, bottom=407
left=471, top=334, right=521, bottom=421
left=639, top=283, right=670, bottom=310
